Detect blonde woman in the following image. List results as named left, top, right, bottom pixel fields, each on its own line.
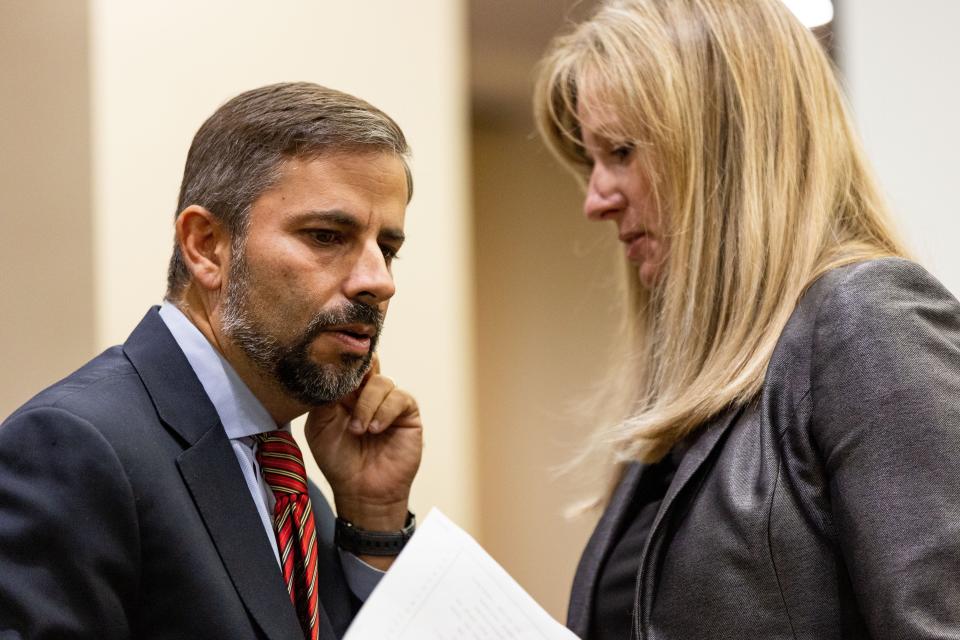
left=534, top=1, right=960, bottom=638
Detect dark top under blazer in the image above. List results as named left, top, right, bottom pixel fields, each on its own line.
left=0, top=309, right=358, bottom=640
left=568, top=258, right=960, bottom=639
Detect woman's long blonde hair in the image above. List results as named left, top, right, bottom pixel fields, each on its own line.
left=534, top=0, right=907, bottom=476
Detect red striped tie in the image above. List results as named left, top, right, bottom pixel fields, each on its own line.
left=256, top=431, right=320, bottom=640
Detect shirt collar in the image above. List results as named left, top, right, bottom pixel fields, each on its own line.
left=158, top=302, right=285, bottom=440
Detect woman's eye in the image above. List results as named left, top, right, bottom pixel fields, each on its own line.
left=611, top=143, right=634, bottom=161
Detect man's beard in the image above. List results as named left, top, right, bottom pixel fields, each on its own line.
left=220, top=248, right=383, bottom=406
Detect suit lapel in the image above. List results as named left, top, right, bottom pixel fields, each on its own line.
left=123, top=309, right=308, bottom=640
left=178, top=427, right=306, bottom=640
left=567, top=406, right=743, bottom=638
left=633, top=405, right=744, bottom=636
left=567, top=461, right=647, bottom=636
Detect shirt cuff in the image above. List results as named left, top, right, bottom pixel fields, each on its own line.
left=338, top=548, right=385, bottom=601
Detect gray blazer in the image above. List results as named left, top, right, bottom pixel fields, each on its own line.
left=568, top=258, right=960, bottom=639
left=0, top=309, right=357, bottom=639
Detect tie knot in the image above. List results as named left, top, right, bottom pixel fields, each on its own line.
left=256, top=430, right=308, bottom=496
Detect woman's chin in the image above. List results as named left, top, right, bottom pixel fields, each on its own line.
left=636, top=262, right=661, bottom=290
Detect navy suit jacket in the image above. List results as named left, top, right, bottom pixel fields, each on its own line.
left=0, top=308, right=358, bottom=639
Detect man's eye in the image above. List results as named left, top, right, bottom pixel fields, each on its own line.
left=308, top=229, right=342, bottom=245
left=380, top=245, right=401, bottom=261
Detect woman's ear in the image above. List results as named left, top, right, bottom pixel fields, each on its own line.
left=174, top=205, right=231, bottom=292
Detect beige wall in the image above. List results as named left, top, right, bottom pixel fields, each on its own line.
left=839, top=0, right=960, bottom=293
left=0, top=1, right=95, bottom=418
left=2, top=1, right=476, bottom=532
left=473, top=123, right=619, bottom=618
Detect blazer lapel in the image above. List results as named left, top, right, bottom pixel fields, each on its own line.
left=124, top=308, right=306, bottom=640
left=179, top=428, right=305, bottom=640
left=567, top=461, right=647, bottom=637
left=633, top=404, right=744, bottom=637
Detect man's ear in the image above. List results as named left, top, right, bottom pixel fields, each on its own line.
left=175, top=205, right=231, bottom=292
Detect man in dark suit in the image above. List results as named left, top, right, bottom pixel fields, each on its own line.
left=0, top=82, right=422, bottom=640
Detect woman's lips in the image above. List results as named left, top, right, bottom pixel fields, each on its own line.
left=622, top=233, right=651, bottom=263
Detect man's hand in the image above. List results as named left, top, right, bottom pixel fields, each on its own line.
left=304, top=356, right=422, bottom=568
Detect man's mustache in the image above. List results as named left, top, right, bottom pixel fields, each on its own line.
left=301, top=300, right=384, bottom=344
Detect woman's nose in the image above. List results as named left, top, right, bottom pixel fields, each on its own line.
left=583, top=167, right=626, bottom=221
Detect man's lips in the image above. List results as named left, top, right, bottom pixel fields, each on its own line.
left=325, top=323, right=376, bottom=338
left=318, top=324, right=376, bottom=353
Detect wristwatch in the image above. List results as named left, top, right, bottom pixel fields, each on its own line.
left=334, top=511, right=416, bottom=556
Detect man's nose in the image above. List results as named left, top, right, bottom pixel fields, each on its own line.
left=583, top=166, right=625, bottom=221
left=345, top=242, right=396, bottom=304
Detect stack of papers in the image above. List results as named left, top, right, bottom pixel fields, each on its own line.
left=345, top=509, right=579, bottom=639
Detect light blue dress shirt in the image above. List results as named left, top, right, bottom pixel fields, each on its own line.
left=158, top=302, right=382, bottom=600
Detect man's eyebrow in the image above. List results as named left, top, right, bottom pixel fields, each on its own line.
left=293, top=209, right=405, bottom=244
left=293, top=210, right=362, bottom=229
left=379, top=228, right=405, bottom=244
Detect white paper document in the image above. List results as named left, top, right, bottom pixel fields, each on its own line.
left=344, top=509, right=579, bottom=640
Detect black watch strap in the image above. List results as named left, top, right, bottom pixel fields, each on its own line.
left=334, top=511, right=416, bottom=556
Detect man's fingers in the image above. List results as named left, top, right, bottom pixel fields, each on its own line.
left=369, top=390, right=417, bottom=434
left=349, top=374, right=396, bottom=433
